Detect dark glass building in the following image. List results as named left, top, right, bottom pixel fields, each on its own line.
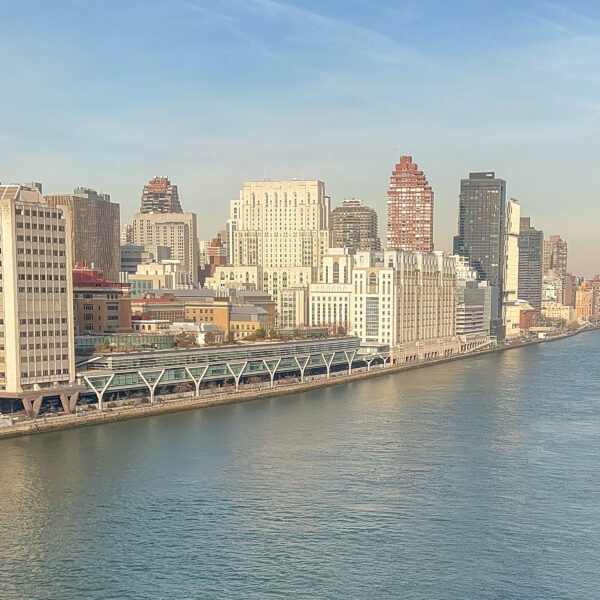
left=454, top=172, right=506, bottom=333
left=518, top=217, right=544, bottom=311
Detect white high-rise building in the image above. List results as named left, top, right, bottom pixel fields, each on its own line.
left=131, top=212, right=199, bottom=284
left=0, top=184, right=77, bottom=419
left=209, top=180, right=330, bottom=325
left=503, top=198, right=521, bottom=339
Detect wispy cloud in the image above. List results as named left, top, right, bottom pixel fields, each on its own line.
left=182, top=0, right=427, bottom=68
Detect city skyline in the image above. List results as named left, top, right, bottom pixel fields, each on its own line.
left=1, top=0, right=598, bottom=276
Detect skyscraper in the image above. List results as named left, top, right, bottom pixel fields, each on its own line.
left=543, top=235, right=568, bottom=285
left=387, top=156, right=434, bottom=253
left=331, top=198, right=380, bottom=251
left=209, top=180, right=330, bottom=325
left=502, top=199, right=521, bottom=338
left=45, top=187, right=121, bottom=281
left=140, top=176, right=182, bottom=213
left=518, top=217, right=544, bottom=311
left=0, top=184, right=77, bottom=419
left=454, top=172, right=506, bottom=335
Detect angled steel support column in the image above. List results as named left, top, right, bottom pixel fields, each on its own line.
left=344, top=350, right=356, bottom=375
left=139, top=369, right=166, bottom=404
left=321, top=353, right=335, bottom=379
left=226, top=361, right=248, bottom=391
left=263, top=358, right=282, bottom=388
left=185, top=365, right=209, bottom=396
left=364, top=356, right=375, bottom=372
left=83, top=374, right=115, bottom=411
left=293, top=356, right=310, bottom=383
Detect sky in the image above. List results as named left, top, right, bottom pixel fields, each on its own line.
left=1, top=0, right=599, bottom=276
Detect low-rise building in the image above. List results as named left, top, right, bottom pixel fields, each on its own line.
left=541, top=301, right=575, bottom=324
left=130, top=298, right=185, bottom=322
left=230, top=305, right=269, bottom=339
left=184, top=298, right=231, bottom=331
left=128, top=260, right=191, bottom=294
left=73, top=266, right=131, bottom=335
left=132, top=318, right=171, bottom=333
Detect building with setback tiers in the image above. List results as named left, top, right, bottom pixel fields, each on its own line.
left=45, top=187, right=120, bottom=281
left=0, top=184, right=78, bottom=419
left=140, top=176, right=182, bottom=213
left=331, top=199, right=380, bottom=251
left=208, top=180, right=330, bottom=326
left=387, top=156, right=434, bottom=253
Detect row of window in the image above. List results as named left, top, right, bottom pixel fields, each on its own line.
left=21, top=354, right=69, bottom=362
left=17, top=261, right=66, bottom=269
left=20, top=318, right=67, bottom=325
left=21, top=368, right=69, bottom=378
left=16, top=235, right=65, bottom=244
left=18, top=287, right=67, bottom=294
left=18, top=274, right=66, bottom=281
left=16, top=222, right=65, bottom=231
left=19, top=330, right=68, bottom=337
left=20, top=341, right=69, bottom=350
left=16, top=248, right=65, bottom=257
left=15, top=208, right=62, bottom=218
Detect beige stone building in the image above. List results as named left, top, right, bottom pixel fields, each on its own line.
left=309, top=249, right=456, bottom=347
left=131, top=212, right=198, bottom=284
left=309, top=249, right=354, bottom=333
left=128, top=260, right=191, bottom=294
left=0, top=185, right=77, bottom=417
left=208, top=180, right=330, bottom=325
left=575, top=282, right=596, bottom=322
left=541, top=302, right=575, bottom=324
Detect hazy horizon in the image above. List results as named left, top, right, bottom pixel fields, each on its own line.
left=2, top=0, right=598, bottom=276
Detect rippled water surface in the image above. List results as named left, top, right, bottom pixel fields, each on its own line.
left=1, top=332, right=599, bottom=599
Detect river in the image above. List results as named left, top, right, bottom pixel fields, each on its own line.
left=1, top=331, right=599, bottom=599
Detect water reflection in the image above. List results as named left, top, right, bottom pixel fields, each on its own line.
left=0, top=331, right=599, bottom=599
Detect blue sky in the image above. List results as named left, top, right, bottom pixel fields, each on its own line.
left=1, top=0, right=599, bottom=275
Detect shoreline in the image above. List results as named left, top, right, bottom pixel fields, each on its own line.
left=1, top=326, right=598, bottom=440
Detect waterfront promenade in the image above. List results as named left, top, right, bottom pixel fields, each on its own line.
left=1, top=325, right=597, bottom=440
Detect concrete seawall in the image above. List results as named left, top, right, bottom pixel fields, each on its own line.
left=1, top=326, right=598, bottom=440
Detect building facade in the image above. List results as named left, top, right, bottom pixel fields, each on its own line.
left=45, top=187, right=120, bottom=281
left=120, top=244, right=172, bottom=277
left=0, top=185, right=77, bottom=416
left=309, top=249, right=354, bottom=333
left=127, top=260, right=191, bottom=294
left=131, top=212, right=198, bottom=284
left=331, top=199, right=380, bottom=251
left=387, top=156, right=434, bottom=253
left=209, top=180, right=330, bottom=325
left=543, top=234, right=568, bottom=286
left=503, top=199, right=521, bottom=339
left=454, top=171, right=506, bottom=335
left=73, top=267, right=131, bottom=335
left=518, top=217, right=544, bottom=311
left=140, top=176, right=182, bottom=213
